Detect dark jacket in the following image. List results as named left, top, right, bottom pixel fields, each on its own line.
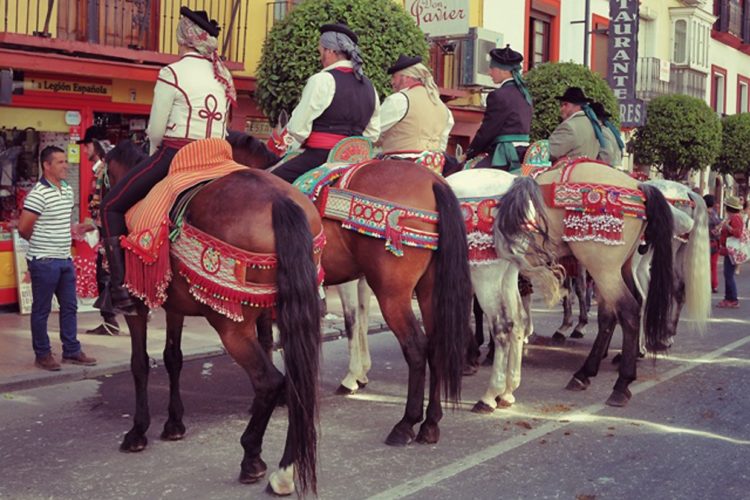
left=467, top=80, right=532, bottom=158
left=312, top=69, right=376, bottom=136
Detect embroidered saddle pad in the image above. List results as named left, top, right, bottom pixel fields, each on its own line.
left=458, top=197, right=500, bottom=264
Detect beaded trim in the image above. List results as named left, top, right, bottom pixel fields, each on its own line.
left=459, top=197, right=501, bottom=265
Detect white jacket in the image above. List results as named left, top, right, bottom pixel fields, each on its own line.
left=146, top=52, right=231, bottom=154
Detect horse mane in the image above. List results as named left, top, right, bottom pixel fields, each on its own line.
left=105, top=140, right=148, bottom=171
left=226, top=130, right=279, bottom=168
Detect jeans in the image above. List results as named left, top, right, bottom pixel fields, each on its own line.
left=723, top=254, right=738, bottom=302
left=28, top=258, right=80, bottom=358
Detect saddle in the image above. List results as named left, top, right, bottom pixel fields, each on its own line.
left=121, top=139, right=248, bottom=308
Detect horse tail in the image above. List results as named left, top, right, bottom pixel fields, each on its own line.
left=640, top=184, right=674, bottom=352
left=683, top=191, right=711, bottom=332
left=494, top=177, right=563, bottom=306
left=272, top=196, right=320, bottom=495
left=432, top=181, right=472, bottom=405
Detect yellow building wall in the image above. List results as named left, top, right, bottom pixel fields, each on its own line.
left=0, top=107, right=68, bottom=132
left=112, top=80, right=155, bottom=106
left=639, top=0, right=679, bottom=62
left=0, top=0, right=59, bottom=36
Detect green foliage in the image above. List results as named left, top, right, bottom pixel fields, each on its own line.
left=256, top=0, right=428, bottom=125
left=524, top=62, right=619, bottom=141
left=714, top=113, right=750, bottom=175
left=630, top=94, right=722, bottom=180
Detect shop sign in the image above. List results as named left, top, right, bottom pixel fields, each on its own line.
left=607, top=0, right=645, bottom=128
left=65, top=111, right=82, bottom=126
left=22, top=76, right=112, bottom=97
left=246, top=118, right=272, bottom=139
left=67, top=144, right=80, bottom=164
left=408, top=0, right=469, bottom=37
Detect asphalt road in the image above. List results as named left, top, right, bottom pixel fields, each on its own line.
left=1, top=301, right=749, bottom=500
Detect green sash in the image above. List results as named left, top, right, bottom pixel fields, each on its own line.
left=490, top=134, right=529, bottom=170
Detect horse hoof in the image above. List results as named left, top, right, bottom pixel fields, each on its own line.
left=334, top=384, right=357, bottom=396
left=605, top=390, right=630, bottom=407
left=551, top=332, right=566, bottom=344
left=481, top=355, right=494, bottom=367
left=119, top=431, right=148, bottom=452
left=462, top=364, right=479, bottom=376
left=160, top=420, right=186, bottom=441
left=416, top=423, right=440, bottom=444
left=471, top=400, right=495, bottom=414
left=384, top=426, right=415, bottom=446
left=570, top=330, right=584, bottom=339
left=495, top=396, right=514, bottom=408
left=265, top=483, right=292, bottom=497
left=357, top=380, right=368, bottom=389
left=611, top=353, right=622, bottom=365
left=239, top=457, right=268, bottom=484
left=565, top=376, right=589, bottom=392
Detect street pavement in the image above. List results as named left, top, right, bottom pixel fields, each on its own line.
left=1, top=274, right=750, bottom=499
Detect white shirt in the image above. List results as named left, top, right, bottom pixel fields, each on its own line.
left=380, top=90, right=455, bottom=151
left=287, top=60, right=381, bottom=151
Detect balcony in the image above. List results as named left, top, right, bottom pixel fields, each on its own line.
left=0, top=0, right=249, bottom=68
left=714, top=0, right=748, bottom=41
left=636, top=57, right=673, bottom=102
left=671, top=66, right=708, bottom=100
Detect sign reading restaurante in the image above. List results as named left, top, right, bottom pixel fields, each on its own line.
left=607, top=0, right=645, bottom=127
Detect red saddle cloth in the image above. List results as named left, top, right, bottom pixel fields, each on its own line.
left=121, top=139, right=248, bottom=308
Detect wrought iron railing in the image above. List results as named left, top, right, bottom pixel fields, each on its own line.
left=671, top=66, right=708, bottom=100
left=0, top=0, right=250, bottom=63
left=715, top=0, right=748, bottom=40
left=636, top=57, right=673, bottom=102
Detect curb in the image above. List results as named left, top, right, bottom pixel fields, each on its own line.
left=0, top=321, right=392, bottom=394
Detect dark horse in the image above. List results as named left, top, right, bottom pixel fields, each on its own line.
left=106, top=139, right=319, bottom=496
left=231, top=132, right=472, bottom=447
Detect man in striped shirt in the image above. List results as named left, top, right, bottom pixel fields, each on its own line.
left=18, top=146, right=97, bottom=371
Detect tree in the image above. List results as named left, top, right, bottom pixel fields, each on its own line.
left=524, top=62, right=619, bottom=142
left=714, top=113, right=750, bottom=176
left=256, top=0, right=428, bottom=125
left=630, top=95, right=722, bottom=181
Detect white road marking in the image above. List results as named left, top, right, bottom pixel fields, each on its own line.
left=367, top=334, right=750, bottom=500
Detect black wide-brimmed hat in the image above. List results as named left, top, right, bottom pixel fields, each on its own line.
left=590, top=102, right=611, bottom=120
left=180, top=6, right=220, bottom=37
left=77, top=125, right=106, bottom=145
left=319, top=23, right=358, bottom=44
left=489, top=45, right=524, bottom=68
left=556, top=87, right=592, bottom=105
left=388, top=54, right=422, bottom=75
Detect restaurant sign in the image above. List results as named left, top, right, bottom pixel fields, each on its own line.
left=607, top=0, right=645, bottom=127
left=408, top=0, right=469, bottom=37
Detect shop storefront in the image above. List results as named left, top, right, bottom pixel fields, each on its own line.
left=0, top=71, right=151, bottom=307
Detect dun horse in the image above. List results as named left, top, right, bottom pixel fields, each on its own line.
left=106, top=139, right=320, bottom=496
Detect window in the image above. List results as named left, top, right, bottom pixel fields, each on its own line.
left=529, top=16, right=550, bottom=68
left=590, top=16, right=609, bottom=78
left=714, top=0, right=749, bottom=40
left=673, top=19, right=688, bottom=64
left=712, top=66, right=727, bottom=115
left=738, top=76, right=750, bottom=113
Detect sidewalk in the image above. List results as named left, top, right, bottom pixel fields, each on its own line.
left=0, top=288, right=390, bottom=393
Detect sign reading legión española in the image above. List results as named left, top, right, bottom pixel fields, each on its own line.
left=23, top=77, right=112, bottom=96
left=408, top=0, right=469, bottom=37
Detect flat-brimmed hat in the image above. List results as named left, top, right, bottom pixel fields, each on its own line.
left=77, top=126, right=106, bottom=145
left=388, top=54, right=422, bottom=75
left=556, top=87, right=592, bottom=106
left=320, top=23, right=358, bottom=44
left=489, top=45, right=524, bottom=68
left=725, top=195, right=743, bottom=211
left=180, top=6, right=220, bottom=37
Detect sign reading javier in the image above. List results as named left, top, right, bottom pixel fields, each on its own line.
left=607, top=0, right=645, bottom=127
left=408, top=0, right=469, bottom=37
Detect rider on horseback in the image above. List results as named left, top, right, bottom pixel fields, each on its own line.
left=378, top=55, right=454, bottom=161
left=272, top=23, right=381, bottom=183
left=590, top=101, right=625, bottom=168
left=465, top=45, right=532, bottom=171
left=548, top=87, right=603, bottom=162
left=99, top=6, right=235, bottom=315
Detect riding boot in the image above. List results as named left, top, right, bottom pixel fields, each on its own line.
left=93, top=272, right=115, bottom=314
left=102, top=236, right=138, bottom=316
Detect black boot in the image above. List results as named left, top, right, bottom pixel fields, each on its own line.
left=102, top=237, right=138, bottom=316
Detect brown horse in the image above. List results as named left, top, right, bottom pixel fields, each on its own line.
left=106, top=140, right=319, bottom=496
left=230, top=133, right=472, bottom=447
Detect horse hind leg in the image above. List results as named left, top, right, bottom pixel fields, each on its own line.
left=161, top=310, right=187, bottom=441
left=120, top=304, right=151, bottom=452
left=336, top=279, right=372, bottom=395
left=571, top=268, right=590, bottom=339
left=553, top=276, right=575, bottom=342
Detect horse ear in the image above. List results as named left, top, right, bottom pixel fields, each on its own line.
left=454, top=144, right=465, bottom=163
left=277, top=110, right=289, bottom=129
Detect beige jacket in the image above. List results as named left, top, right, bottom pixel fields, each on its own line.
left=548, top=111, right=600, bottom=161
left=379, top=85, right=452, bottom=153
